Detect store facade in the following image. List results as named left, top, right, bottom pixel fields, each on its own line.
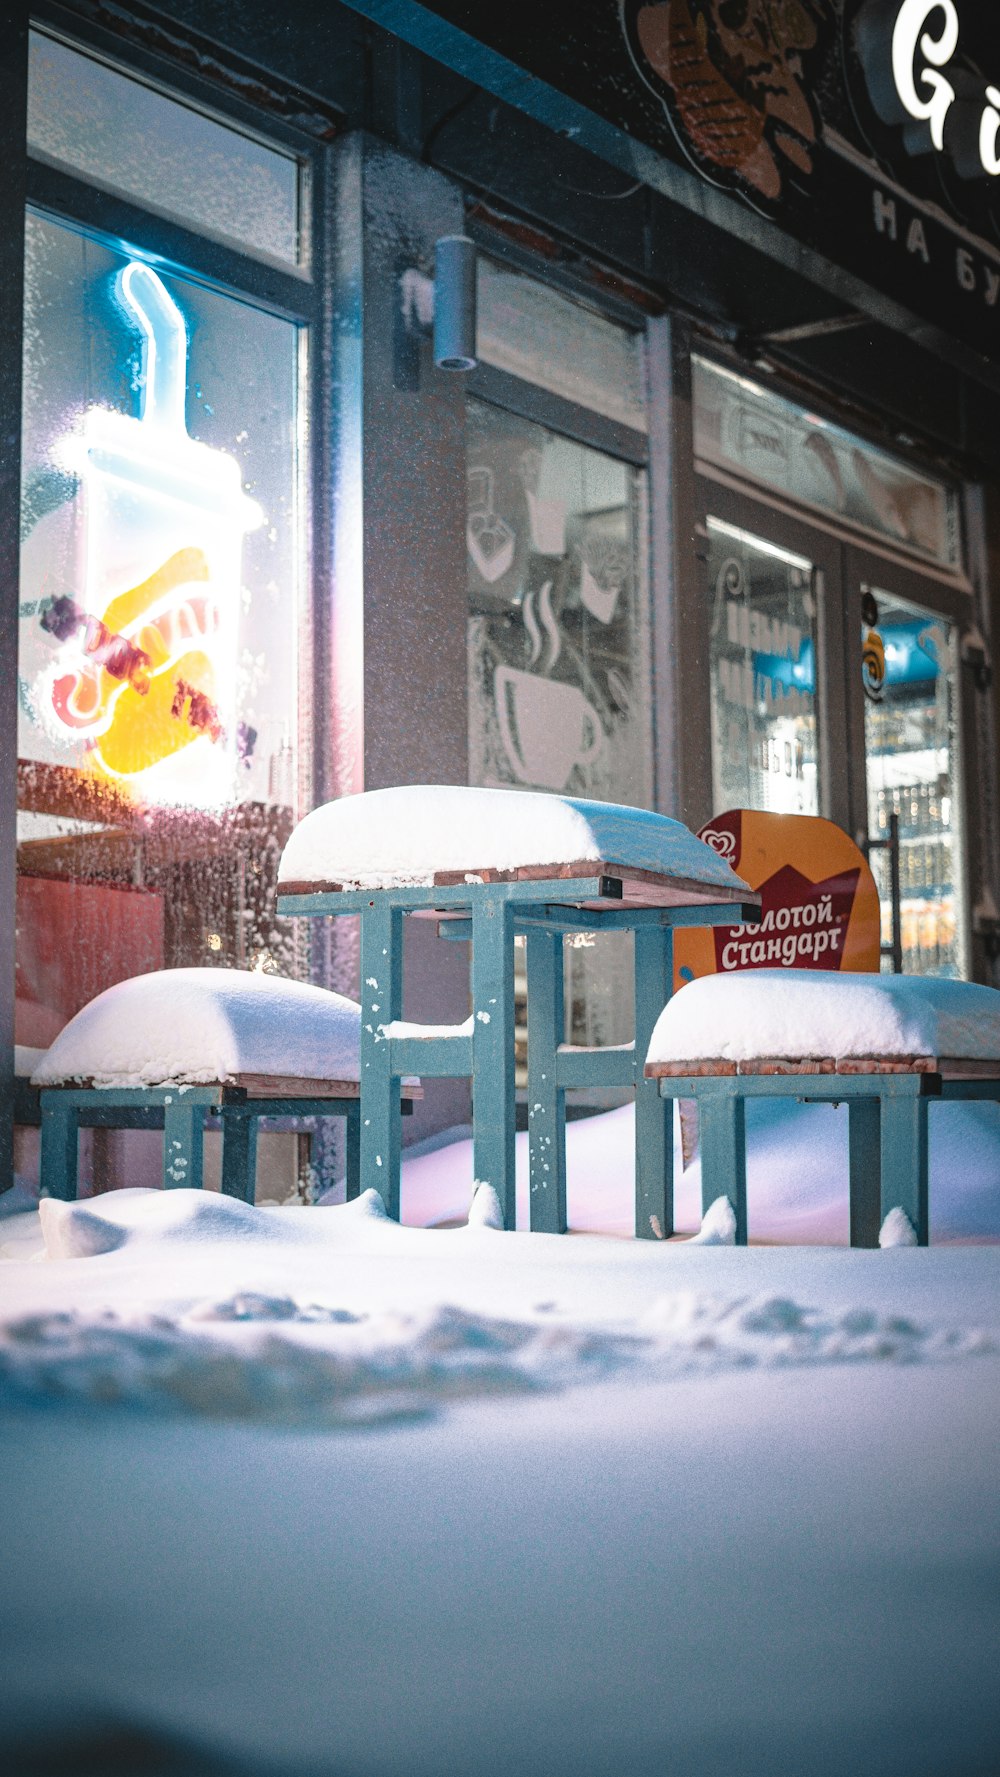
left=3, top=0, right=1000, bottom=1187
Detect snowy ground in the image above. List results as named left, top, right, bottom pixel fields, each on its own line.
left=1, top=1101, right=998, bottom=1776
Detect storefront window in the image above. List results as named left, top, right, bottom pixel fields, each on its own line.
left=863, top=594, right=964, bottom=977
left=476, top=257, right=646, bottom=432
left=694, top=356, right=961, bottom=571
left=16, top=213, right=303, bottom=1049
left=466, top=384, right=652, bottom=1061
left=706, top=517, right=819, bottom=818
left=27, top=30, right=304, bottom=270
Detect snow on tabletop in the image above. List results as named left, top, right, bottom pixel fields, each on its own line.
left=278, top=785, right=751, bottom=893
left=646, top=968, right=1000, bottom=1065
left=30, top=968, right=365, bottom=1089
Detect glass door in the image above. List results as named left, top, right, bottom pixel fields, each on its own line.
left=850, top=564, right=967, bottom=977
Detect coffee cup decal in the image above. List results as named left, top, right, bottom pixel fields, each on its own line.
left=494, top=665, right=604, bottom=790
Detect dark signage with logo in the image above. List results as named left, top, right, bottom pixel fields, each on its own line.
left=403, top=1, right=1000, bottom=370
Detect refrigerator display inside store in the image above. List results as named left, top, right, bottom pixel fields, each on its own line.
left=862, top=592, right=964, bottom=977
left=706, top=517, right=819, bottom=818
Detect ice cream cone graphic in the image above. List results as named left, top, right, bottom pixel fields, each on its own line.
left=44, top=261, right=262, bottom=803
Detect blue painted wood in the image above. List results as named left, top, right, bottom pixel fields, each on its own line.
left=526, top=928, right=566, bottom=1234
left=438, top=900, right=760, bottom=940
left=37, top=1085, right=365, bottom=1206
left=471, top=892, right=517, bottom=1229
left=554, top=1046, right=635, bottom=1090
left=220, top=1109, right=257, bottom=1202
left=880, top=1093, right=930, bottom=1244
left=847, top=1098, right=882, bottom=1248
left=279, top=872, right=758, bottom=1235
left=698, top=1092, right=748, bottom=1245
left=39, top=1096, right=78, bottom=1201
left=162, top=1100, right=205, bottom=1191
left=634, top=925, right=674, bottom=1241
left=388, top=1034, right=474, bottom=1076
left=345, top=1101, right=362, bottom=1200
left=359, top=899, right=404, bottom=1217
left=654, top=1067, right=999, bottom=1245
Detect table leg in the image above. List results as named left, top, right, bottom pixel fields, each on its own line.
left=526, top=927, right=566, bottom=1233
left=634, top=925, right=674, bottom=1241
left=345, top=1101, right=362, bottom=1201
left=39, top=1096, right=79, bottom=1202
left=848, top=1098, right=881, bottom=1248
left=359, top=901, right=404, bottom=1218
left=699, top=1093, right=747, bottom=1245
left=162, top=1101, right=205, bottom=1191
left=220, top=1109, right=257, bottom=1203
left=471, top=894, right=516, bottom=1230
left=880, top=1090, right=929, bottom=1245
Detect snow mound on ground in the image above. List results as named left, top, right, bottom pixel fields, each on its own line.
left=38, top=1187, right=389, bottom=1259
left=0, top=1291, right=989, bottom=1427
left=278, top=785, right=750, bottom=893
left=647, top=969, right=1000, bottom=1064
left=467, top=1183, right=504, bottom=1229
left=880, top=1207, right=919, bottom=1248
left=31, top=969, right=364, bottom=1088
left=689, top=1196, right=737, bottom=1244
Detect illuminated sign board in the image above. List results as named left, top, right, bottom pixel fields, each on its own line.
left=39, top=260, right=262, bottom=806
left=857, top=0, right=1000, bottom=180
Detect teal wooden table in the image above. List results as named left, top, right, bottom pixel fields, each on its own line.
left=277, top=864, right=759, bottom=1235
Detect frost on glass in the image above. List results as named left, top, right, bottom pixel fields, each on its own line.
left=863, top=597, right=964, bottom=978
left=706, top=517, right=819, bottom=818
left=16, top=213, right=305, bottom=1051
left=477, top=258, right=646, bottom=433
left=467, top=398, right=653, bottom=1053
left=693, top=357, right=961, bottom=570
left=28, top=31, right=300, bottom=268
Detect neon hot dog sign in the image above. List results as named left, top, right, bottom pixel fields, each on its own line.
left=858, top=0, right=1000, bottom=180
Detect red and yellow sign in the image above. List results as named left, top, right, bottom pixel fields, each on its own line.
left=675, top=810, right=881, bottom=990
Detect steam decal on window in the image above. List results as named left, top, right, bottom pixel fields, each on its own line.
left=38, top=261, right=262, bottom=804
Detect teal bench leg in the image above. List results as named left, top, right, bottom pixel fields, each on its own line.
left=848, top=1098, right=882, bottom=1248
left=345, top=1101, right=361, bottom=1201
left=39, top=1096, right=79, bottom=1201
left=699, top=1091, right=748, bottom=1245
left=220, top=1109, right=257, bottom=1203
left=471, top=893, right=516, bottom=1229
left=162, top=1101, right=205, bottom=1191
left=634, top=926, right=674, bottom=1241
left=526, top=928, right=566, bottom=1233
left=360, top=901, right=403, bottom=1217
left=880, top=1088, right=929, bottom=1245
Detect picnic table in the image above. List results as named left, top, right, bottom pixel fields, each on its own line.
left=276, top=787, right=759, bottom=1234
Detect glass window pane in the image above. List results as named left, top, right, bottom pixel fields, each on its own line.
left=466, top=397, right=652, bottom=1054
left=862, top=593, right=964, bottom=977
left=694, top=356, right=961, bottom=571
left=28, top=30, right=302, bottom=269
left=707, top=517, right=820, bottom=817
left=477, top=257, right=646, bottom=432
left=17, top=213, right=305, bottom=1049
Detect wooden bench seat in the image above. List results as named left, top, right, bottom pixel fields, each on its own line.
left=31, top=968, right=420, bottom=1206
left=644, top=972, right=1000, bottom=1246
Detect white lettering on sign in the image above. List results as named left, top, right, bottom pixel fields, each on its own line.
left=871, top=186, right=1000, bottom=310
left=886, top=0, right=1000, bottom=178
left=891, top=0, right=959, bottom=153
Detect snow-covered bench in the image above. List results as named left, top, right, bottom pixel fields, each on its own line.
left=644, top=970, right=1000, bottom=1245
left=31, top=969, right=419, bottom=1204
